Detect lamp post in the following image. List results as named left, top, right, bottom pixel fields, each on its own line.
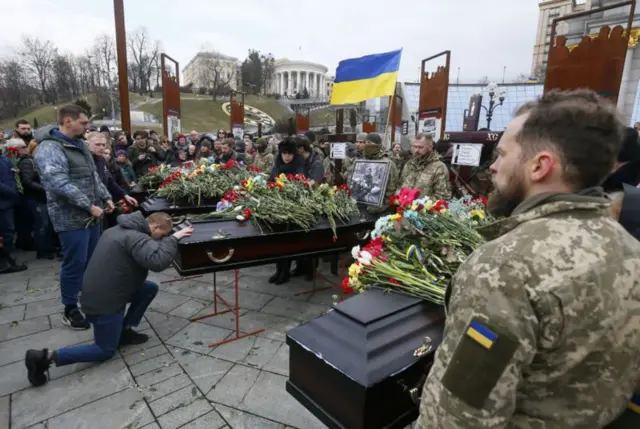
left=481, top=82, right=506, bottom=130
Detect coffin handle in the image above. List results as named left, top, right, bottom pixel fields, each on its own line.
left=206, top=248, right=235, bottom=263
left=355, top=230, right=370, bottom=240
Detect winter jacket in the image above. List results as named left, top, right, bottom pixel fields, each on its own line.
left=118, top=161, right=137, bottom=184
left=128, top=143, right=160, bottom=177
left=108, top=160, right=130, bottom=190
left=0, top=155, right=19, bottom=210
left=34, top=126, right=111, bottom=232
left=18, top=155, right=47, bottom=203
left=302, top=151, right=325, bottom=184
left=270, top=154, right=305, bottom=181
left=216, top=151, right=238, bottom=165
left=94, top=155, right=126, bottom=202
left=80, top=212, right=178, bottom=315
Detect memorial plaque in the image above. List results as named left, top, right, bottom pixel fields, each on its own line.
left=287, top=288, right=445, bottom=429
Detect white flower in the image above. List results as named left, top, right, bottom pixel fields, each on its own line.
left=236, top=215, right=245, bottom=221
left=233, top=185, right=241, bottom=191
left=351, top=245, right=361, bottom=260
left=358, top=250, right=373, bottom=266
left=234, top=206, right=243, bottom=212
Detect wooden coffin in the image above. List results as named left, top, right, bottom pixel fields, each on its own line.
left=286, top=288, right=445, bottom=429
left=171, top=213, right=376, bottom=276
left=140, top=196, right=219, bottom=216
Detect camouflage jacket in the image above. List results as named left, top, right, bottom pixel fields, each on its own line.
left=323, top=156, right=352, bottom=186
left=252, top=152, right=274, bottom=173
left=418, top=192, right=640, bottom=429
left=401, top=151, right=451, bottom=200
left=346, top=149, right=399, bottom=214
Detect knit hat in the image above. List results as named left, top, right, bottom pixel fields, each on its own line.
left=200, top=140, right=212, bottom=149
left=116, top=150, right=127, bottom=157
left=279, top=138, right=297, bottom=154
left=618, top=127, right=640, bottom=163
left=356, top=132, right=368, bottom=142
left=255, top=137, right=267, bottom=149
left=365, top=133, right=382, bottom=145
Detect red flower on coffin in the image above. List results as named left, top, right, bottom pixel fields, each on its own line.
left=341, top=277, right=354, bottom=295
left=247, top=166, right=261, bottom=172
left=430, top=200, right=449, bottom=213
left=244, top=208, right=252, bottom=220
left=387, top=277, right=399, bottom=285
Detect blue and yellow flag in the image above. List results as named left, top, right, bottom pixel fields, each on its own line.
left=330, top=49, right=402, bottom=105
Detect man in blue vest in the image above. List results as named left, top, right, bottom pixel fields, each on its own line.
left=34, top=104, right=114, bottom=330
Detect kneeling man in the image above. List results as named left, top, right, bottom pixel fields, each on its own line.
left=24, top=211, right=193, bottom=387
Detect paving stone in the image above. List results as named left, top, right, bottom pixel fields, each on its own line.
left=172, top=349, right=232, bottom=394
left=149, top=291, right=190, bottom=314
left=263, top=342, right=289, bottom=377
left=178, top=282, right=217, bottom=301
left=233, top=310, right=301, bottom=343
left=214, top=288, right=275, bottom=311
left=0, top=315, right=50, bottom=342
left=306, top=287, right=342, bottom=306
left=141, top=423, right=161, bottom=429
left=168, top=299, right=209, bottom=319
left=210, top=335, right=281, bottom=369
left=0, top=360, right=30, bottom=396
left=206, top=363, right=260, bottom=407
left=145, top=311, right=190, bottom=341
left=156, top=397, right=212, bottom=429
left=123, top=343, right=170, bottom=366
left=190, top=307, right=250, bottom=331
left=24, top=297, right=63, bottom=319
left=165, top=322, right=232, bottom=355
left=141, top=373, right=192, bottom=402
left=46, top=387, right=154, bottom=429
left=0, top=286, right=60, bottom=308
left=0, top=304, right=25, bottom=324
left=260, top=297, right=328, bottom=322
left=240, top=370, right=325, bottom=429
left=215, top=404, right=285, bottom=429
left=119, top=334, right=163, bottom=357
left=156, top=278, right=200, bottom=295
left=129, top=353, right=176, bottom=377
left=0, top=395, right=9, bottom=429
left=178, top=409, right=226, bottom=429
left=149, top=383, right=202, bottom=416
left=192, top=271, right=238, bottom=287
left=11, top=358, right=133, bottom=429
left=136, top=362, right=184, bottom=388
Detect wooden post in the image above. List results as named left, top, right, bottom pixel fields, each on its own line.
left=335, top=109, right=344, bottom=134
left=113, top=0, right=130, bottom=133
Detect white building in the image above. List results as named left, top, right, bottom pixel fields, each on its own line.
left=182, top=52, right=241, bottom=93
left=271, top=59, right=329, bottom=99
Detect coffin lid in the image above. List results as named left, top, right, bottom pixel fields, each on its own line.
left=287, top=288, right=444, bottom=387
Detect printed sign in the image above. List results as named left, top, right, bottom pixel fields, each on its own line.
left=330, top=142, right=347, bottom=160
left=232, top=127, right=244, bottom=139
left=452, top=143, right=483, bottom=167
left=167, top=115, right=181, bottom=138
left=418, top=113, right=442, bottom=142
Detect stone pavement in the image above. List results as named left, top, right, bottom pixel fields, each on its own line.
left=0, top=251, right=348, bottom=429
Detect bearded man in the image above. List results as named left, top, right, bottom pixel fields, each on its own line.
left=418, top=89, right=640, bottom=429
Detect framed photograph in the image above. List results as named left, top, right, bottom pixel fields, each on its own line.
left=348, top=159, right=392, bottom=208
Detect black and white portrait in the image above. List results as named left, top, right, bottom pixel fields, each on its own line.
left=348, top=160, right=391, bottom=208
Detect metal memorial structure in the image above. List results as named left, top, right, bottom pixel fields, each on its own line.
left=296, top=108, right=311, bottom=134
left=389, top=91, right=404, bottom=146
left=544, top=0, right=636, bottom=102
left=229, top=91, right=245, bottom=137
left=113, top=0, right=131, bottom=133
left=161, top=54, right=181, bottom=139
left=418, top=51, right=450, bottom=143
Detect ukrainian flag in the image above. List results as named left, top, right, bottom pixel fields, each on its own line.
left=466, top=320, right=497, bottom=349
left=330, top=49, right=402, bottom=105
left=629, top=394, right=640, bottom=414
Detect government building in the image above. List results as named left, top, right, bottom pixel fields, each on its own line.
left=269, top=59, right=332, bottom=100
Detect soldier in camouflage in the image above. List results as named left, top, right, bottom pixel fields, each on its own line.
left=418, top=89, right=640, bottom=429
left=401, top=133, right=451, bottom=200
left=346, top=133, right=399, bottom=214
left=354, top=132, right=367, bottom=159
left=323, top=153, right=351, bottom=186
left=251, top=138, right=274, bottom=173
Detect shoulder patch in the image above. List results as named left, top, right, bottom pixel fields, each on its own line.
left=441, top=317, right=519, bottom=409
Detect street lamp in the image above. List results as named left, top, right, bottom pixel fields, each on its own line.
left=482, top=82, right=506, bottom=130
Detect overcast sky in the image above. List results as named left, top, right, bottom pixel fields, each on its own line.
left=1, top=0, right=539, bottom=83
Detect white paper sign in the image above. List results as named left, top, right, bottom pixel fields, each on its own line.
left=418, top=116, right=442, bottom=141
left=452, top=143, right=483, bottom=167
left=232, top=127, right=244, bottom=139
left=330, top=143, right=347, bottom=160
left=167, top=115, right=181, bottom=137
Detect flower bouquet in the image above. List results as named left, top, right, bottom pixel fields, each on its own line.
left=5, top=147, right=23, bottom=194
left=137, top=164, right=173, bottom=190
left=343, top=189, right=490, bottom=304
left=154, top=160, right=253, bottom=206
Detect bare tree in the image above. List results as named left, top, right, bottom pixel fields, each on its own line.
left=198, top=53, right=236, bottom=100
left=0, top=59, right=32, bottom=117
left=20, top=36, right=57, bottom=104
left=127, top=27, right=161, bottom=97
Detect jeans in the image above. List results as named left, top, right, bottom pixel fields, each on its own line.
left=54, top=280, right=158, bottom=366
left=0, top=207, right=15, bottom=253
left=58, top=225, right=101, bottom=306
left=27, top=199, right=55, bottom=253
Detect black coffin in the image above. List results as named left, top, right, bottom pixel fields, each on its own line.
left=286, top=289, right=445, bottom=429
left=129, top=185, right=152, bottom=203
left=171, top=213, right=376, bottom=276
left=140, top=196, right=219, bottom=216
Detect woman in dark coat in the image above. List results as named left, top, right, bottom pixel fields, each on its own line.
left=268, top=138, right=305, bottom=285
left=18, top=141, right=56, bottom=258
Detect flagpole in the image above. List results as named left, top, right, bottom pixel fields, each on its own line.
left=382, top=95, right=393, bottom=149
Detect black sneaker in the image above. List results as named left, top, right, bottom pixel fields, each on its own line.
left=25, top=348, right=51, bottom=387
left=62, top=308, right=90, bottom=330
left=119, top=328, right=149, bottom=346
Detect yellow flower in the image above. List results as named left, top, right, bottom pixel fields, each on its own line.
left=348, top=263, right=362, bottom=277
left=439, top=208, right=449, bottom=215
left=411, top=203, right=418, bottom=211
left=390, top=213, right=401, bottom=221
left=424, top=200, right=434, bottom=211
left=470, top=209, right=485, bottom=220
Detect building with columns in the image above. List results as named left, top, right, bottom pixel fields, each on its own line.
left=271, top=59, right=329, bottom=99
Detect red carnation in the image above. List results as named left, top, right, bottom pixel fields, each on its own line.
left=387, top=277, right=399, bottom=285
left=341, top=277, right=353, bottom=295
left=247, top=166, right=261, bottom=172
left=244, top=208, right=252, bottom=220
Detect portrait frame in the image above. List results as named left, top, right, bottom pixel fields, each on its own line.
left=348, top=159, right=392, bottom=208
